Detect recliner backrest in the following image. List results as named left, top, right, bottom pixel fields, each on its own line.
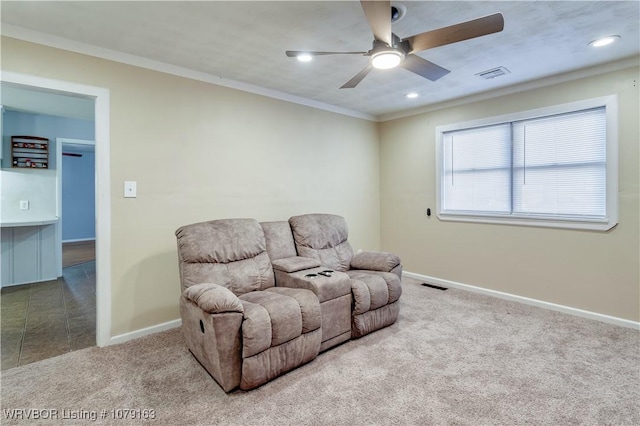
left=175, top=218, right=275, bottom=295
left=288, top=213, right=354, bottom=272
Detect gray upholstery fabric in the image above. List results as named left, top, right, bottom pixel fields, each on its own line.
left=177, top=218, right=266, bottom=264
left=289, top=214, right=350, bottom=249
left=318, top=294, right=352, bottom=350
left=182, top=283, right=244, bottom=314
left=273, top=267, right=352, bottom=351
left=350, top=251, right=401, bottom=272
left=180, top=298, right=243, bottom=392
left=352, top=301, right=401, bottom=338
left=288, top=213, right=403, bottom=339
left=176, top=217, right=322, bottom=392
left=237, top=288, right=321, bottom=390
left=176, top=219, right=275, bottom=294
left=389, top=264, right=403, bottom=280
left=296, top=244, right=353, bottom=272
left=240, top=292, right=303, bottom=348
left=289, top=214, right=354, bottom=272
left=271, top=256, right=321, bottom=273
left=352, top=270, right=403, bottom=305
left=176, top=214, right=402, bottom=391
left=261, top=221, right=298, bottom=260
left=274, top=268, right=351, bottom=304
left=266, top=287, right=322, bottom=333
left=237, top=300, right=272, bottom=359
left=240, top=329, right=322, bottom=390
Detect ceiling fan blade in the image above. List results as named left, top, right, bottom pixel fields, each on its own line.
left=400, top=54, right=450, bottom=81
left=360, top=0, right=392, bottom=46
left=286, top=50, right=367, bottom=57
left=340, top=65, right=373, bottom=89
left=405, top=13, right=504, bottom=53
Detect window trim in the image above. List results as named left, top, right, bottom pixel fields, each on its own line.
left=435, top=95, right=618, bottom=231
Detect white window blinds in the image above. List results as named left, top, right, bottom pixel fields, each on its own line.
left=512, top=107, right=606, bottom=218
left=442, top=124, right=511, bottom=214
left=441, top=106, right=607, bottom=221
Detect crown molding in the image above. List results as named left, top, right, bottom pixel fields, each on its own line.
left=1, top=24, right=377, bottom=122
left=378, top=55, right=640, bottom=122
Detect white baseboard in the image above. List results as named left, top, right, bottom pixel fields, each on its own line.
left=62, top=238, right=96, bottom=243
left=1, top=276, right=59, bottom=288
left=405, top=271, right=640, bottom=330
left=102, top=273, right=637, bottom=347
left=107, top=318, right=182, bottom=346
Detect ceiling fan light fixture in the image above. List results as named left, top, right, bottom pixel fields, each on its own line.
left=297, top=53, right=313, bottom=62
left=588, top=35, right=620, bottom=47
left=370, top=50, right=404, bottom=69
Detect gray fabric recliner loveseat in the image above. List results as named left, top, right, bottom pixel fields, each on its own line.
left=175, top=214, right=402, bottom=392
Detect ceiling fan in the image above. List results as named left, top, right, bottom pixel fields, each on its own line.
left=285, top=1, right=504, bottom=89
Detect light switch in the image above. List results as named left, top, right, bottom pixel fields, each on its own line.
left=20, top=200, right=30, bottom=210
left=124, top=181, right=137, bottom=198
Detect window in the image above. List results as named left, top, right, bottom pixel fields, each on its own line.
left=436, top=96, right=618, bottom=231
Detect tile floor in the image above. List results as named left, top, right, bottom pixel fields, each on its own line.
left=1, top=261, right=96, bottom=370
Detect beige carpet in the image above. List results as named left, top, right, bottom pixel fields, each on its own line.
left=1, top=278, right=638, bottom=425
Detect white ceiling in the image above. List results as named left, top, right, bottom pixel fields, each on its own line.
left=1, top=1, right=638, bottom=120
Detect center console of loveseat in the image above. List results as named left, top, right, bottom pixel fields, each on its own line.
left=273, top=265, right=352, bottom=352
left=261, top=221, right=352, bottom=352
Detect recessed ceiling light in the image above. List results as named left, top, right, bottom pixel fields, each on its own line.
left=406, top=93, right=418, bottom=99
left=589, top=35, right=621, bottom=47
left=297, top=53, right=313, bottom=62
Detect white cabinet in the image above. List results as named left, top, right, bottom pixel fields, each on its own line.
left=1, top=221, right=59, bottom=287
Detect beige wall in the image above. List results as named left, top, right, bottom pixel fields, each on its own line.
left=1, top=37, right=381, bottom=336
left=380, top=66, right=640, bottom=322
left=2, top=35, right=638, bottom=334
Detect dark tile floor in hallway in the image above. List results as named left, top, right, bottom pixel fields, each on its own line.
left=1, top=261, right=96, bottom=370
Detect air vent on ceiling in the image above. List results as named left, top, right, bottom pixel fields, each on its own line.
left=475, top=66, right=511, bottom=80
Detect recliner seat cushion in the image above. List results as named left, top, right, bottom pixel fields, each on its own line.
left=239, top=288, right=321, bottom=358
left=237, top=287, right=322, bottom=390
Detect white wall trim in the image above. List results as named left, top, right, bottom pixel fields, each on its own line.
left=405, top=271, right=640, bottom=330
left=109, top=319, right=182, bottom=346
left=1, top=24, right=376, bottom=122
left=1, top=71, right=113, bottom=347
left=58, top=137, right=95, bottom=147
left=62, top=237, right=96, bottom=243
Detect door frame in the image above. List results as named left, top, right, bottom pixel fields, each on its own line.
left=1, top=71, right=111, bottom=347
left=56, top=137, right=96, bottom=276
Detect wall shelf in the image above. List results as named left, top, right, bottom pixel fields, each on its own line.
left=11, top=136, right=49, bottom=169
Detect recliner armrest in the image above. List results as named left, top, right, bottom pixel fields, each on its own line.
left=271, top=256, right=322, bottom=273
left=183, top=283, right=244, bottom=314
left=350, top=251, right=401, bottom=273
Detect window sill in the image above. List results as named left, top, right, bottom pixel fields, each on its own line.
left=437, top=212, right=617, bottom=232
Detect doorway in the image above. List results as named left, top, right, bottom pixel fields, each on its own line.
left=1, top=72, right=111, bottom=353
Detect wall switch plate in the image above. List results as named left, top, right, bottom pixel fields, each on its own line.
left=124, top=181, right=137, bottom=198
left=20, top=200, right=29, bottom=210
